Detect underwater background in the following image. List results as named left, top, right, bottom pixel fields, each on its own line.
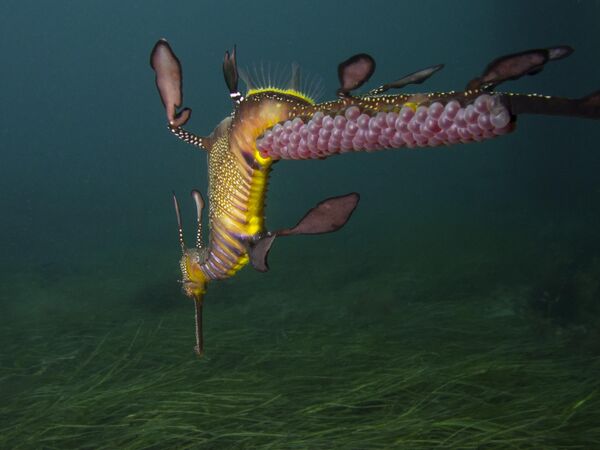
left=1, top=0, right=600, bottom=448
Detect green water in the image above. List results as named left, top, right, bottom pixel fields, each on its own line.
left=2, top=0, right=600, bottom=448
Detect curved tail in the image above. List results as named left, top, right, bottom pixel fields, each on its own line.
left=507, top=91, right=600, bottom=120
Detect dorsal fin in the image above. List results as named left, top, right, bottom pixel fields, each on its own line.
left=289, top=62, right=300, bottom=92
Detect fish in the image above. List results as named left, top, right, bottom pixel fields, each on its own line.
left=150, top=39, right=599, bottom=356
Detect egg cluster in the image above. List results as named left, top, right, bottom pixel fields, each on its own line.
left=256, top=94, right=513, bottom=160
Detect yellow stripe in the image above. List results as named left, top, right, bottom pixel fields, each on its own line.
left=247, top=87, right=315, bottom=105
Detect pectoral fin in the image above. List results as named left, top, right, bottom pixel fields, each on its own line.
left=248, top=193, right=360, bottom=272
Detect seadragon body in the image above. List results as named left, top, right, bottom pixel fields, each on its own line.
left=150, top=40, right=599, bottom=355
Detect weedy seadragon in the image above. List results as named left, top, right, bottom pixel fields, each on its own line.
left=150, top=39, right=599, bottom=356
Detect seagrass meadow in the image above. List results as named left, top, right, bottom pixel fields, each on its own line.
left=2, top=0, right=600, bottom=448
left=2, top=228, right=600, bottom=448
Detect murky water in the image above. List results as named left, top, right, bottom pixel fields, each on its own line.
left=1, top=1, right=600, bottom=447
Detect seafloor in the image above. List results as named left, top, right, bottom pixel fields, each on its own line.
left=1, top=220, right=599, bottom=449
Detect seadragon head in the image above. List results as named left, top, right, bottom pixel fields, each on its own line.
left=172, top=190, right=208, bottom=298
left=180, top=248, right=208, bottom=298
